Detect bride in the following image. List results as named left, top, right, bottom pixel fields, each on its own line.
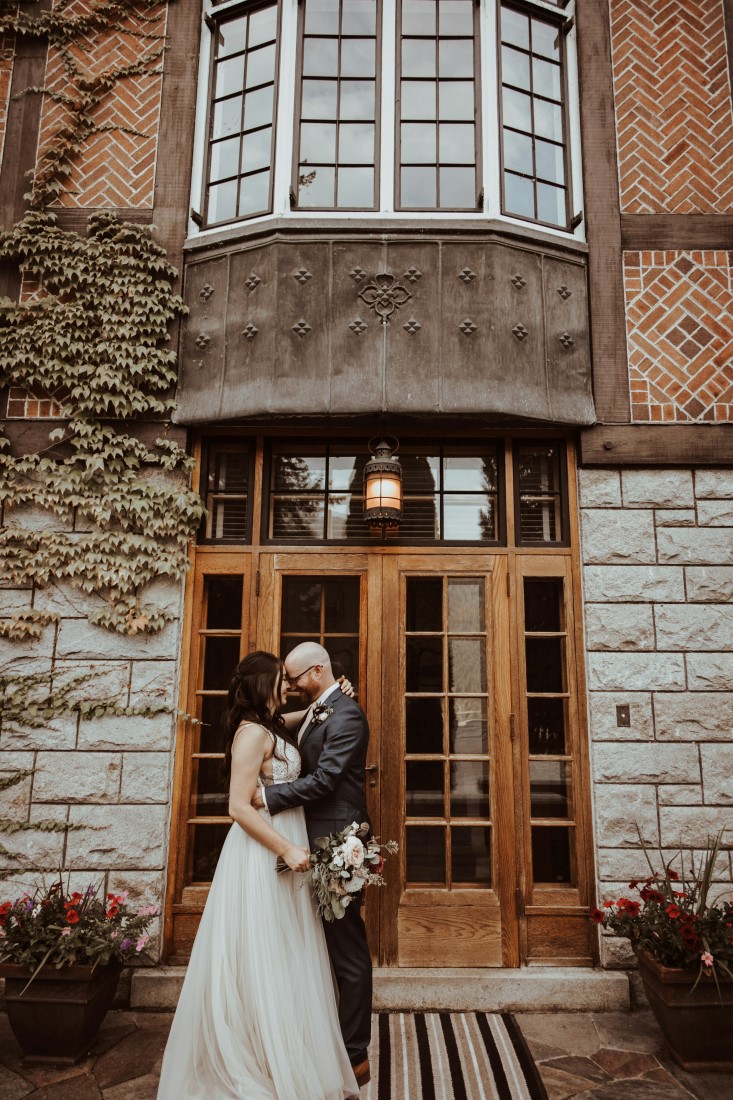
left=157, top=651, right=359, bottom=1099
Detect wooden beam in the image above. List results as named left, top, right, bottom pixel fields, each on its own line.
left=580, top=425, right=733, bottom=466
left=575, top=0, right=629, bottom=424
left=52, top=208, right=154, bottom=234
left=621, top=215, right=733, bottom=250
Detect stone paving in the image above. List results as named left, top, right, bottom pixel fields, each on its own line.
left=0, top=1008, right=731, bottom=1098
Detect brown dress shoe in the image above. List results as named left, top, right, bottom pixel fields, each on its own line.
left=351, top=1058, right=370, bottom=1087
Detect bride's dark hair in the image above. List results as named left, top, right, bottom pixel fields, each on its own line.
left=222, top=651, right=296, bottom=777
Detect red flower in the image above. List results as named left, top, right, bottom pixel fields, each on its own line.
left=590, top=908, right=605, bottom=924
left=665, top=904, right=680, bottom=919
left=666, top=868, right=679, bottom=881
left=371, top=855, right=384, bottom=875
left=618, top=898, right=640, bottom=916
left=640, top=887, right=664, bottom=903
left=628, top=879, right=639, bottom=890
left=107, top=904, right=119, bottom=919
left=603, top=899, right=615, bottom=908
left=66, top=909, right=79, bottom=924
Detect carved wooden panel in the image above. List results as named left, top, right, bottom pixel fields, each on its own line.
left=175, top=233, right=595, bottom=425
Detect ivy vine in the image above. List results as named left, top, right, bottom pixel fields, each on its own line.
left=0, top=0, right=202, bottom=741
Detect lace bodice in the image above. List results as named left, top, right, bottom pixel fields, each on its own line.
left=260, top=734, right=301, bottom=786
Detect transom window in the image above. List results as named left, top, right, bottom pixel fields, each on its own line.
left=196, top=0, right=579, bottom=231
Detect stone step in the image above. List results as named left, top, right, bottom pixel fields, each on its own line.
left=130, top=965, right=630, bottom=1013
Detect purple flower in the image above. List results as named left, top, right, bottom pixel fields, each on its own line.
left=119, top=938, right=133, bottom=952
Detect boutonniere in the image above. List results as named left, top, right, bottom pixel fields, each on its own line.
left=312, top=703, right=333, bottom=724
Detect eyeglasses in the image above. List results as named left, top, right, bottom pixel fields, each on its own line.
left=284, top=664, right=318, bottom=687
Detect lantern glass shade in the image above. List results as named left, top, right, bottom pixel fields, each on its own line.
left=363, top=438, right=403, bottom=528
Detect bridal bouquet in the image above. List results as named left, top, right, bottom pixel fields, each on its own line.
left=277, top=821, right=398, bottom=922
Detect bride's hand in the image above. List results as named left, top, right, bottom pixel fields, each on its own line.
left=282, top=844, right=311, bottom=873
left=338, top=674, right=355, bottom=699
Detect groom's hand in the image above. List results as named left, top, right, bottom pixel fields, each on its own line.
left=252, top=788, right=265, bottom=810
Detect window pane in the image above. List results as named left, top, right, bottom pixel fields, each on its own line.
left=339, top=122, right=375, bottom=163
left=504, top=130, right=533, bottom=175
left=501, top=6, right=529, bottom=49
left=443, top=494, right=494, bottom=538
left=217, top=16, right=247, bottom=58
left=517, top=445, right=564, bottom=543
left=530, top=760, right=571, bottom=818
left=536, top=139, right=564, bottom=184
left=532, top=19, right=560, bottom=61
left=302, top=79, right=338, bottom=118
left=438, top=123, right=474, bottom=164
left=504, top=172, right=534, bottom=218
left=406, top=826, right=445, bottom=884
left=438, top=39, right=473, bottom=78
left=341, top=38, right=376, bottom=77
left=241, top=127, right=272, bottom=173
left=322, top=576, right=360, bottom=632
left=402, top=123, right=437, bottom=164
left=216, top=55, right=245, bottom=98
left=532, top=826, right=574, bottom=884
left=305, top=0, right=340, bottom=34
left=209, top=495, right=248, bottom=539
left=401, top=493, right=440, bottom=535
left=524, top=578, right=563, bottom=632
left=298, top=164, right=336, bottom=205
left=402, top=453, right=440, bottom=492
left=206, top=576, right=244, bottom=630
left=273, top=453, right=326, bottom=491
left=448, top=638, right=486, bottom=693
left=203, top=636, right=241, bottom=690
left=193, top=757, right=228, bottom=817
left=238, top=170, right=270, bottom=216
left=449, top=698, right=487, bottom=754
left=525, top=637, right=565, bottom=693
left=406, top=760, right=444, bottom=817
left=402, top=39, right=436, bottom=78
left=328, top=451, right=364, bottom=489
left=246, top=42, right=276, bottom=88
left=337, top=167, right=374, bottom=206
left=303, top=37, right=339, bottom=76
left=401, top=166, right=437, bottom=207
left=438, top=80, right=474, bottom=120
left=243, top=85, right=274, bottom=130
left=199, top=695, right=228, bottom=754
left=452, top=826, right=491, bottom=884
left=342, top=0, right=377, bottom=34
left=450, top=761, right=489, bottom=817
left=533, top=56, right=561, bottom=101
left=534, top=98, right=563, bottom=141
left=249, top=5, right=278, bottom=47
left=444, top=454, right=497, bottom=492
left=213, top=96, right=243, bottom=139
left=282, top=578, right=323, bottom=633
left=502, top=87, right=531, bottom=131
left=406, top=577, right=443, bottom=632
left=403, top=0, right=436, bottom=35
left=208, top=179, right=238, bottom=222
left=301, top=121, right=337, bottom=163
left=191, top=824, right=231, bottom=883
left=528, top=697, right=566, bottom=755
left=210, top=137, right=240, bottom=181
left=406, top=697, right=444, bottom=754
left=402, top=80, right=437, bottom=120
left=340, top=79, right=376, bottom=119
left=271, top=496, right=326, bottom=537
left=438, top=0, right=473, bottom=36
left=327, top=491, right=371, bottom=536
left=502, top=45, right=530, bottom=91
left=406, top=637, right=443, bottom=691
left=448, top=578, right=484, bottom=632
left=537, top=182, right=566, bottom=226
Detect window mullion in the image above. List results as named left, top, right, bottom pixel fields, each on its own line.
left=380, top=0, right=397, bottom=211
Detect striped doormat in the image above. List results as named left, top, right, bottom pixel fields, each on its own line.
left=361, top=1012, right=547, bottom=1100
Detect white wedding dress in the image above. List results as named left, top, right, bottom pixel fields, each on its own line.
left=157, top=731, right=359, bottom=1100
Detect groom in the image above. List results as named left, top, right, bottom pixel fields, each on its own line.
left=255, top=641, right=372, bottom=1088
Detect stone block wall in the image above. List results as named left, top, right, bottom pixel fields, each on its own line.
left=579, top=467, right=733, bottom=966
left=0, top=504, right=185, bottom=963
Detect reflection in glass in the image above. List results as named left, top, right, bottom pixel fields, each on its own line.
left=302, top=79, right=338, bottom=118
left=203, top=636, right=241, bottom=691
left=301, top=122, right=336, bottom=163
left=528, top=697, right=566, bottom=754
left=501, top=6, right=529, bottom=49
left=191, top=824, right=231, bottom=882
left=439, top=168, right=475, bottom=207
left=199, top=695, right=228, bottom=754
left=342, top=0, right=376, bottom=35
left=449, top=697, right=487, bottom=754
left=532, top=826, right=573, bottom=884
left=439, top=0, right=473, bottom=37
left=517, top=446, right=563, bottom=543
left=241, top=127, right=273, bottom=173
left=406, top=826, right=445, bottom=883
left=323, top=577, right=360, bottom=632
left=504, top=130, right=532, bottom=175
left=438, top=39, right=473, bottom=78
left=406, top=697, right=444, bottom=754
left=524, top=578, right=563, bottom=632
left=403, top=0, right=436, bottom=35
left=303, top=37, right=339, bottom=76
left=402, top=164, right=435, bottom=206
left=406, top=577, right=443, bottom=632
left=243, top=85, right=274, bottom=130
left=525, top=637, right=564, bottom=693
left=401, top=454, right=440, bottom=492
left=406, top=637, right=443, bottom=692
left=450, top=760, right=489, bottom=817
left=537, top=182, right=566, bottom=225
left=217, top=17, right=248, bottom=58
left=438, top=123, right=474, bottom=164
left=246, top=43, right=276, bottom=88
left=449, top=638, right=486, bottom=693
left=326, top=637, right=359, bottom=686
left=271, top=497, right=325, bottom=539
left=249, top=5, right=277, bottom=46
left=305, top=0, right=340, bottom=34
left=213, top=97, right=243, bottom=139
left=438, top=80, right=474, bottom=120
left=210, top=137, right=240, bottom=181
left=406, top=761, right=444, bottom=817
left=238, top=171, right=270, bottom=216
left=447, top=578, right=484, bottom=633
left=216, top=56, right=245, bottom=98
left=402, top=81, right=436, bottom=120
left=339, top=123, right=375, bottom=163
left=444, top=454, right=497, bottom=492
left=340, top=80, right=375, bottom=120
left=208, top=180, right=237, bottom=222
left=281, top=579, right=322, bottom=633
left=273, top=453, right=326, bottom=492
left=502, top=46, right=530, bottom=90
left=402, top=39, right=436, bottom=78
left=341, top=38, right=375, bottom=78
left=206, top=576, right=244, bottom=630
left=504, top=172, right=534, bottom=218
left=194, top=757, right=229, bottom=817
left=402, top=123, right=437, bottom=164
left=530, top=760, right=570, bottom=818
left=452, top=826, right=491, bottom=884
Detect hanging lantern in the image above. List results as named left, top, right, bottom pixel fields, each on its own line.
left=363, top=436, right=403, bottom=533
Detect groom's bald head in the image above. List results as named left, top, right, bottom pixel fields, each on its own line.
left=284, top=641, right=336, bottom=702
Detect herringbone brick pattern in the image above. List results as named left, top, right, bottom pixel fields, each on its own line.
left=624, top=250, right=733, bottom=422
left=611, top=0, right=733, bottom=213
left=36, top=0, right=166, bottom=209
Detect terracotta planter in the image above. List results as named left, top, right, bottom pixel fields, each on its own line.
left=635, top=949, right=733, bottom=1071
left=0, top=960, right=123, bottom=1065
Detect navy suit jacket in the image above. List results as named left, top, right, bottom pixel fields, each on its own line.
left=265, top=687, right=370, bottom=844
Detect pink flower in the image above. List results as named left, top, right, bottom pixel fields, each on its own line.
left=135, top=933, right=150, bottom=953
left=60, top=928, right=71, bottom=937
left=701, top=952, right=714, bottom=968
left=136, top=905, right=158, bottom=918
left=117, top=891, right=129, bottom=903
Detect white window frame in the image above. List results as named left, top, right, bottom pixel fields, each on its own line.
left=189, top=0, right=584, bottom=240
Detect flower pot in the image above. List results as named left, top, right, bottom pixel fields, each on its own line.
left=635, top=949, right=733, bottom=1071
left=0, top=960, right=123, bottom=1065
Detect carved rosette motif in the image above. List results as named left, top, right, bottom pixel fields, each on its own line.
left=358, top=272, right=412, bottom=325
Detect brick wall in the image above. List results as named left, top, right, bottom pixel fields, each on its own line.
left=624, top=250, right=733, bottom=423
left=0, top=29, right=13, bottom=166
left=579, top=467, right=733, bottom=965
left=0, top=502, right=186, bottom=960
left=611, top=0, right=733, bottom=214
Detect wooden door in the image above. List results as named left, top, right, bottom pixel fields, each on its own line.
left=379, top=555, right=517, bottom=967
left=256, top=552, right=383, bottom=959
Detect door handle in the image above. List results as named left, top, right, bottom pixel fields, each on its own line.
left=365, top=762, right=379, bottom=787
